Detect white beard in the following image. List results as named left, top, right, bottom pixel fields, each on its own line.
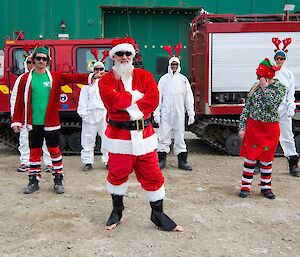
left=113, top=60, right=134, bottom=80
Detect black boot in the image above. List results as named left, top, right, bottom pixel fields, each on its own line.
left=157, top=152, right=167, bottom=169
left=24, top=174, right=40, bottom=194
left=53, top=173, right=64, bottom=194
left=106, top=194, right=124, bottom=227
left=288, top=155, right=300, bottom=177
left=150, top=199, right=177, bottom=231
left=177, top=152, right=192, bottom=171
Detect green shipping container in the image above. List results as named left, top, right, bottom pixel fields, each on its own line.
left=1, top=0, right=300, bottom=78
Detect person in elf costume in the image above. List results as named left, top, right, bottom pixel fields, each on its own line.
left=12, top=46, right=94, bottom=194
left=238, top=58, right=286, bottom=199
left=10, top=44, right=52, bottom=173
left=99, top=36, right=183, bottom=232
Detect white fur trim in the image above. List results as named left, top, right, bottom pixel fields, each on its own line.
left=109, top=43, right=136, bottom=58
left=126, top=104, right=144, bottom=120
left=44, top=125, right=61, bottom=131
left=122, top=76, right=133, bottom=92
left=147, top=184, right=166, bottom=202
left=103, top=133, right=158, bottom=156
left=106, top=181, right=128, bottom=195
left=11, top=122, right=22, bottom=128
left=24, top=70, right=33, bottom=127
left=169, top=56, right=180, bottom=65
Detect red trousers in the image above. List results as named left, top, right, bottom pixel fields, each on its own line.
left=107, top=151, right=164, bottom=192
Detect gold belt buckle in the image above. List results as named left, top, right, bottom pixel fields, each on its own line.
left=136, top=118, right=145, bottom=132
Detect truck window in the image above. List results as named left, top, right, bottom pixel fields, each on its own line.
left=156, top=57, right=168, bottom=75
left=12, top=49, right=28, bottom=76
left=76, top=48, right=113, bottom=74
left=12, top=48, right=51, bottom=75
left=0, top=50, right=4, bottom=77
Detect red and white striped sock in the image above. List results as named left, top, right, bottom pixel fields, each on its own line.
left=241, top=158, right=256, bottom=192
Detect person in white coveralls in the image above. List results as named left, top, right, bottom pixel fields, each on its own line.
left=273, top=37, right=299, bottom=177
left=153, top=47, right=195, bottom=171
left=77, top=60, right=109, bottom=171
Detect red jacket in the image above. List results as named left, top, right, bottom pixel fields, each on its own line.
left=99, top=68, right=159, bottom=155
left=12, top=68, right=92, bottom=131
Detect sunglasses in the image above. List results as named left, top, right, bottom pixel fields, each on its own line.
left=94, top=67, right=104, bottom=71
left=35, top=56, right=49, bottom=62
left=115, top=51, right=132, bottom=57
left=171, top=63, right=178, bottom=66
left=26, top=60, right=33, bottom=64
left=275, top=57, right=285, bottom=61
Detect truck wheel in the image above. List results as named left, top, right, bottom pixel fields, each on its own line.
left=59, top=133, right=67, bottom=151
left=68, top=132, right=82, bottom=152
left=295, top=135, right=300, bottom=153
left=225, top=134, right=241, bottom=156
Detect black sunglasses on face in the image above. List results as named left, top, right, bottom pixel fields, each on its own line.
left=115, top=51, right=132, bottom=57
left=35, top=56, right=49, bottom=61
left=94, top=67, right=104, bottom=71
left=171, top=63, right=178, bottom=66
left=275, top=57, right=285, bottom=61
left=26, top=60, right=33, bottom=64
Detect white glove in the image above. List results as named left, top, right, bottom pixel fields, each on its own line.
left=154, top=115, right=160, bottom=124
left=131, top=90, right=144, bottom=103
left=287, top=109, right=295, bottom=118
left=188, top=116, right=195, bottom=125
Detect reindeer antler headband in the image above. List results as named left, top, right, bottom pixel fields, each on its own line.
left=272, top=37, right=292, bottom=53
left=163, top=43, right=183, bottom=58
left=90, top=49, right=109, bottom=64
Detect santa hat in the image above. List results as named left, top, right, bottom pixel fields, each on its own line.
left=109, top=36, right=136, bottom=58
left=93, top=61, right=104, bottom=70
left=256, top=58, right=279, bottom=79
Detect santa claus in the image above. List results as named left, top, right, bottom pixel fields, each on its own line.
left=98, top=36, right=183, bottom=232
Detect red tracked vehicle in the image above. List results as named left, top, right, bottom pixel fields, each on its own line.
left=0, top=38, right=143, bottom=153
left=188, top=13, right=300, bottom=155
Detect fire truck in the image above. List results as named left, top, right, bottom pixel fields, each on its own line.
left=189, top=13, right=300, bottom=155
left=0, top=38, right=142, bottom=153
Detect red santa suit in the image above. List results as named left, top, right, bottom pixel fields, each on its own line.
left=99, top=68, right=165, bottom=202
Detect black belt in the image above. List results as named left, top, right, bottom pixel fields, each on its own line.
left=108, top=118, right=151, bottom=131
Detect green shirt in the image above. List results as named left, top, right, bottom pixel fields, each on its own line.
left=239, top=79, right=286, bottom=131
left=31, top=71, right=51, bottom=125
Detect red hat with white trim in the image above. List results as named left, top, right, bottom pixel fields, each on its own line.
left=109, top=36, right=136, bottom=58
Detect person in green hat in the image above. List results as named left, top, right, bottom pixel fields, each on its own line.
left=238, top=58, right=286, bottom=200
left=11, top=45, right=96, bottom=194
